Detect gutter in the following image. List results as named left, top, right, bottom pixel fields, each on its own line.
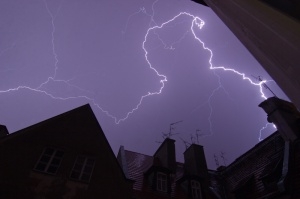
left=277, top=141, right=290, bottom=192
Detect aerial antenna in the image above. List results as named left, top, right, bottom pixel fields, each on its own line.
left=180, top=137, right=191, bottom=149
left=195, top=129, right=201, bottom=144
left=214, top=154, right=220, bottom=168
left=252, top=75, right=277, bottom=97
left=156, top=121, right=182, bottom=144
left=220, top=151, right=227, bottom=166
left=190, top=134, right=195, bottom=144
left=167, top=120, right=183, bottom=138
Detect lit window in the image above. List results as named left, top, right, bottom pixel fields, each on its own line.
left=191, top=180, right=202, bottom=199
left=157, top=172, right=167, bottom=192
left=34, top=147, right=64, bottom=174
left=70, top=156, right=95, bottom=182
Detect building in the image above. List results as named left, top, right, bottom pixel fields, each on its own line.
left=117, top=138, right=216, bottom=199
left=0, top=104, right=132, bottom=198
left=209, top=97, right=300, bottom=199
left=192, top=0, right=300, bottom=109
left=2, top=98, right=300, bottom=198
left=115, top=97, right=300, bottom=198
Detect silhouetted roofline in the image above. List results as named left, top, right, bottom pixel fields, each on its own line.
left=191, top=0, right=208, bottom=7
left=0, top=104, right=92, bottom=142
left=217, top=131, right=281, bottom=172
left=0, top=103, right=131, bottom=183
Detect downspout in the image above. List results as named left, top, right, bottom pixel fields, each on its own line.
left=277, top=141, right=290, bottom=192
left=209, top=187, right=222, bottom=199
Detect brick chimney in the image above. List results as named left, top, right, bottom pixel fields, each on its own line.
left=259, top=97, right=300, bottom=141
left=153, top=138, right=176, bottom=173
left=183, top=144, right=208, bottom=177
left=0, top=125, right=9, bottom=138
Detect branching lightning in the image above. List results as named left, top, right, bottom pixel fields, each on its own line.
left=1, top=0, right=275, bottom=138
left=258, top=123, right=277, bottom=141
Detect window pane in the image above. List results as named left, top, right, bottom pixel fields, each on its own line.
left=40, top=155, right=51, bottom=163
left=157, top=172, right=167, bottom=192
left=84, top=165, right=93, bottom=173
left=74, top=163, right=83, bottom=171
left=35, top=163, right=46, bottom=171
left=34, top=148, right=64, bottom=174
left=47, top=165, right=58, bottom=174
left=51, top=157, right=61, bottom=165
left=191, top=180, right=201, bottom=199
left=70, top=156, right=95, bottom=182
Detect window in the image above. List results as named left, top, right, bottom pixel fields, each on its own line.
left=34, top=147, right=64, bottom=174
left=157, top=172, right=167, bottom=192
left=191, top=180, right=202, bottom=199
left=70, top=156, right=95, bottom=182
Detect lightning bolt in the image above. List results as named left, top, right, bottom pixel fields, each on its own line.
left=258, top=123, right=277, bottom=141
left=1, top=0, right=275, bottom=140
left=141, top=11, right=273, bottom=137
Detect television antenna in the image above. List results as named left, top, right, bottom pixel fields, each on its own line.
left=252, top=75, right=277, bottom=97
left=180, top=137, right=191, bottom=149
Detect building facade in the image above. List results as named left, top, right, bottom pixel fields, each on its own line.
left=192, top=0, right=300, bottom=109
left=116, top=97, right=300, bottom=199
left=209, top=97, right=300, bottom=199
left=117, top=138, right=215, bottom=199
left=0, top=104, right=132, bottom=199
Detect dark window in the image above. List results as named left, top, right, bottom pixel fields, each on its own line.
left=157, top=172, right=167, bottom=192
left=191, top=180, right=202, bottom=199
left=34, top=148, right=64, bottom=174
left=70, top=156, right=95, bottom=183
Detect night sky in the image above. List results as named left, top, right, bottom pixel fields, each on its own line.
left=0, top=0, right=288, bottom=169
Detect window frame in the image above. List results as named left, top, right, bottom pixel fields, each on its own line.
left=191, top=180, right=202, bottom=199
left=34, top=147, right=64, bottom=175
left=156, top=172, right=168, bottom=192
left=70, top=156, right=96, bottom=183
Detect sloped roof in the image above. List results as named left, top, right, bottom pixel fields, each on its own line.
left=0, top=104, right=94, bottom=142
left=124, top=150, right=154, bottom=190
left=123, top=150, right=186, bottom=195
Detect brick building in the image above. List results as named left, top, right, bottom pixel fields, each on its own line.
left=116, top=97, right=300, bottom=199
left=1, top=97, right=300, bottom=199
left=210, top=97, right=300, bottom=199
left=117, top=138, right=215, bottom=199
left=0, top=104, right=132, bottom=198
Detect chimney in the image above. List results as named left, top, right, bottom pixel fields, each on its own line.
left=184, top=144, right=208, bottom=177
left=153, top=138, right=176, bottom=173
left=0, top=125, right=9, bottom=138
left=259, top=97, right=300, bottom=141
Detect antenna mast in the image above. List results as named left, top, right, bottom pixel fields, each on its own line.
left=253, top=75, right=277, bottom=97
left=167, top=120, right=183, bottom=138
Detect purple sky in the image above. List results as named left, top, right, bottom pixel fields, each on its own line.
left=0, top=0, right=288, bottom=169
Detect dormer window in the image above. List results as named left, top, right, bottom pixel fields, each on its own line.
left=191, top=180, right=202, bottom=199
left=157, top=172, right=167, bottom=192
left=34, top=147, right=64, bottom=174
